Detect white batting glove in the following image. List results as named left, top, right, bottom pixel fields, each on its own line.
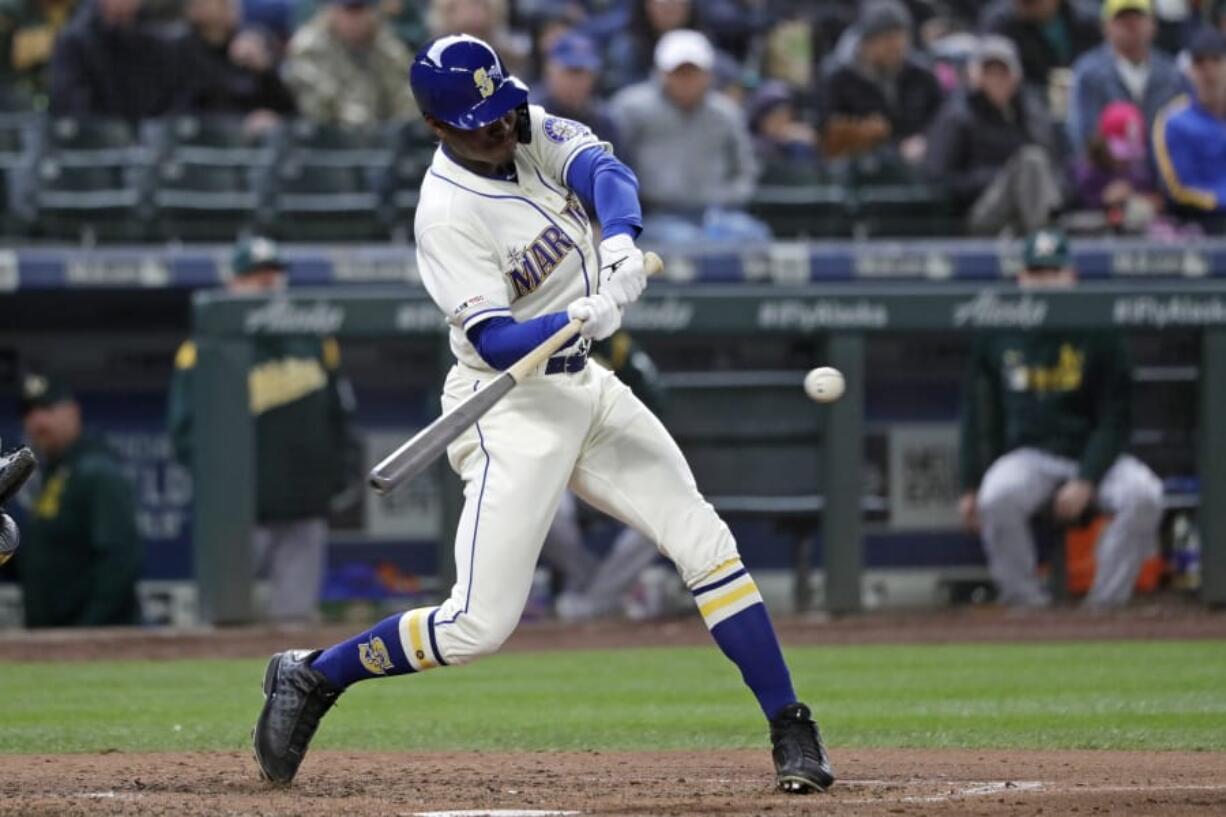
left=598, top=233, right=647, bottom=306
left=567, top=292, right=622, bottom=341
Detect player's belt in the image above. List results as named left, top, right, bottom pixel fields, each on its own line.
left=544, top=353, right=588, bottom=375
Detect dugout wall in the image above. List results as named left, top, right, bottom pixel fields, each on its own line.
left=187, top=280, right=1226, bottom=624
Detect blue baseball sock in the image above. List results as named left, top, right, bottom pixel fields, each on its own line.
left=690, top=559, right=798, bottom=720
left=310, top=606, right=448, bottom=688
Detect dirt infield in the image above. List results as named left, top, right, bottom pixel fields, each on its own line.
left=2, top=604, right=1225, bottom=663
left=2, top=748, right=1224, bottom=817
left=3, top=607, right=1224, bottom=815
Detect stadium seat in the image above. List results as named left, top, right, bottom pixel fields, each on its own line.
left=143, top=116, right=279, bottom=167
left=378, top=145, right=434, bottom=237
left=278, top=119, right=396, bottom=168
left=0, top=113, right=38, bottom=236
left=264, top=160, right=383, bottom=240
left=0, top=113, right=35, bottom=170
left=749, top=184, right=851, bottom=238
left=853, top=184, right=961, bottom=238
left=151, top=160, right=262, bottom=241
left=34, top=117, right=143, bottom=167
left=15, top=158, right=147, bottom=241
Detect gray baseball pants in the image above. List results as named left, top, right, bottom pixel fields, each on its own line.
left=252, top=517, right=327, bottom=624
left=976, top=448, right=1163, bottom=607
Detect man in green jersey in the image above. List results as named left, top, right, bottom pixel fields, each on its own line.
left=959, top=228, right=1163, bottom=608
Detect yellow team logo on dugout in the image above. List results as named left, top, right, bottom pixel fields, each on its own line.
left=358, top=636, right=395, bottom=675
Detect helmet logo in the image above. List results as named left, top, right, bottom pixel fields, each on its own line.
left=474, top=67, right=496, bottom=98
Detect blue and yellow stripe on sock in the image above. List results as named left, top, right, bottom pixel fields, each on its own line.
left=398, top=606, right=448, bottom=671
left=690, top=558, right=764, bottom=629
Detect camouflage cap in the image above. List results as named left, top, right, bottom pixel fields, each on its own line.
left=1022, top=228, right=1070, bottom=271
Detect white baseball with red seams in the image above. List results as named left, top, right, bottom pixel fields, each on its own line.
left=410, top=105, right=740, bottom=668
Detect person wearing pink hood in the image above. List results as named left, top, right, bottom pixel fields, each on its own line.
left=1073, top=100, right=1163, bottom=232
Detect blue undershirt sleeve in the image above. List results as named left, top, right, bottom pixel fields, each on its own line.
left=565, top=146, right=643, bottom=239
left=466, top=313, right=579, bottom=371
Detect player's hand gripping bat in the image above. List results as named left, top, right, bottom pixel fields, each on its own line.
left=369, top=252, right=662, bottom=495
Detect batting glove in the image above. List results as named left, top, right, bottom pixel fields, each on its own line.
left=567, top=293, right=622, bottom=341
left=598, top=233, right=647, bottom=306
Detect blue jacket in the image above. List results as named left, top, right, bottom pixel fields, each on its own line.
left=1066, top=44, right=1186, bottom=152
left=1153, top=94, right=1226, bottom=214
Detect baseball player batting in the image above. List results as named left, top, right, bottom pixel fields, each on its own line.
left=252, top=33, right=834, bottom=795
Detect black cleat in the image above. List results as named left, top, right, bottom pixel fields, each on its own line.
left=252, top=649, right=342, bottom=784
left=770, top=702, right=835, bottom=794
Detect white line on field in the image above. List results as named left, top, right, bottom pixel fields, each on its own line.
left=410, top=811, right=581, bottom=817
left=834, top=779, right=1226, bottom=805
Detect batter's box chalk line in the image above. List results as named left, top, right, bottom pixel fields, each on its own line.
left=834, top=780, right=1045, bottom=805
left=409, top=811, right=581, bottom=817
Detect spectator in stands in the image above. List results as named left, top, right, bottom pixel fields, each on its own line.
left=378, top=0, right=428, bottom=50
left=241, top=0, right=295, bottom=45
left=1074, top=101, right=1163, bottom=233
left=48, top=0, right=188, bottom=119
left=182, top=0, right=296, bottom=125
left=528, top=31, right=619, bottom=151
left=926, top=35, right=1064, bottom=236
left=1153, top=27, right=1226, bottom=222
left=819, top=0, right=943, bottom=166
left=1066, top=0, right=1185, bottom=155
left=610, top=28, right=768, bottom=243
left=604, top=0, right=698, bottom=94
left=427, top=0, right=528, bottom=78
left=980, top=0, right=1100, bottom=91
left=748, top=79, right=821, bottom=185
left=960, top=229, right=1163, bottom=609
left=283, top=0, right=416, bottom=126
left=0, top=0, right=79, bottom=109
left=169, top=237, right=358, bottom=625
left=17, top=372, right=142, bottom=627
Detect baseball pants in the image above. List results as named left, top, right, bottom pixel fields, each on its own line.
left=427, top=360, right=738, bottom=666
left=252, top=517, right=327, bottom=624
left=976, top=448, right=1163, bottom=607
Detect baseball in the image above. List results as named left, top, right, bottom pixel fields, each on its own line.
left=804, top=367, right=845, bottom=403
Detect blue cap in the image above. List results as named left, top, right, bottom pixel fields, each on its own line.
left=1190, top=27, right=1226, bottom=60
left=549, top=32, right=601, bottom=72
left=410, top=34, right=529, bottom=130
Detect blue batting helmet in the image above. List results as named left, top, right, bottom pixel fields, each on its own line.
left=410, top=34, right=528, bottom=130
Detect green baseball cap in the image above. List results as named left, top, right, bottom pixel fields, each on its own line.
left=231, top=236, right=287, bottom=277
left=18, top=372, right=75, bottom=416
left=1022, top=228, right=1070, bottom=270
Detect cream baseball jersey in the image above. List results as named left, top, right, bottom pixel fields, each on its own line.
left=415, top=105, right=609, bottom=370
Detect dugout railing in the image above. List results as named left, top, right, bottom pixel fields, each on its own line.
left=188, top=280, right=1226, bottom=624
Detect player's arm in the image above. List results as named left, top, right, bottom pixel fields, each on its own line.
left=566, top=146, right=649, bottom=307
left=522, top=106, right=647, bottom=306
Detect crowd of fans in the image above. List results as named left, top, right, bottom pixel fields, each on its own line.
left=2, top=0, right=1226, bottom=239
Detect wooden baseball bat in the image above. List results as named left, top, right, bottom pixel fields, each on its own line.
left=369, top=251, right=662, bottom=495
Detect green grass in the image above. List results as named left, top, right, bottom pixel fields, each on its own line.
left=2, top=641, right=1224, bottom=754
